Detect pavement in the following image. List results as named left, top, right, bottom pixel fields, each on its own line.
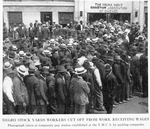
left=91, top=91, right=148, bottom=114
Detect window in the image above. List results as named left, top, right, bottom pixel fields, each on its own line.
left=59, top=12, right=74, bottom=26
left=8, top=12, right=22, bottom=27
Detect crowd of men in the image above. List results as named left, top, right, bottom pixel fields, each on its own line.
left=3, top=19, right=148, bottom=114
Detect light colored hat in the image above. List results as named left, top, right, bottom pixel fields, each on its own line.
left=50, top=39, right=55, bottom=42
left=42, top=50, right=52, bottom=56
left=19, top=51, right=25, bottom=57
left=105, top=64, right=112, bottom=72
left=12, top=45, right=18, bottom=51
left=16, top=65, right=27, bottom=76
left=34, top=59, right=41, bottom=66
left=34, top=37, right=38, bottom=40
left=4, top=62, right=12, bottom=69
left=75, top=66, right=87, bottom=75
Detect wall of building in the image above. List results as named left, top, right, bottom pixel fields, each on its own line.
left=3, top=0, right=146, bottom=31
left=3, top=1, right=74, bottom=27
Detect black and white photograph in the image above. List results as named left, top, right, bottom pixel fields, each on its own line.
left=1, top=0, right=149, bottom=128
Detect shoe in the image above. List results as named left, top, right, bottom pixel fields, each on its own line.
left=88, top=110, right=94, bottom=113
left=142, top=95, right=148, bottom=98
left=95, top=107, right=106, bottom=111
left=113, top=105, right=118, bottom=108
left=129, top=95, right=133, bottom=98
left=123, top=100, right=128, bottom=103
left=114, top=101, right=119, bottom=105
left=126, top=98, right=130, bottom=101
left=119, top=101, right=122, bottom=104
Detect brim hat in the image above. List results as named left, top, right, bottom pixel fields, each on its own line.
left=25, top=52, right=32, bottom=59
left=16, top=65, right=27, bottom=76
left=42, top=50, right=52, bottom=56
left=14, top=58, right=21, bottom=66
left=105, top=64, right=112, bottom=72
left=8, top=51, right=16, bottom=59
left=56, top=65, right=67, bottom=73
left=75, top=66, right=87, bottom=75
left=40, top=67, right=49, bottom=74
left=29, top=63, right=36, bottom=72
left=92, top=57, right=99, bottom=63
left=115, top=55, right=121, bottom=60
left=23, top=59, right=32, bottom=65
left=19, top=51, right=25, bottom=57
left=34, top=59, right=41, bottom=66
left=131, top=46, right=137, bottom=52
left=107, top=56, right=114, bottom=62
left=34, top=37, right=38, bottom=40
left=49, top=66, right=56, bottom=72
left=3, top=62, right=12, bottom=69
left=138, top=47, right=145, bottom=52
left=12, top=45, right=18, bottom=51
left=60, top=44, right=67, bottom=49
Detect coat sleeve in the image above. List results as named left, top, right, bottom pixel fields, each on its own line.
left=82, top=81, right=90, bottom=94
left=13, top=77, right=25, bottom=104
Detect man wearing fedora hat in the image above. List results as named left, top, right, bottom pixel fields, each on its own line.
left=46, top=66, right=58, bottom=114
left=55, top=65, right=68, bottom=114
left=24, top=64, right=40, bottom=114
left=112, top=55, right=124, bottom=104
left=70, top=66, right=90, bottom=114
left=37, top=67, right=49, bottom=114
left=103, top=64, right=118, bottom=114
left=13, top=65, right=29, bottom=114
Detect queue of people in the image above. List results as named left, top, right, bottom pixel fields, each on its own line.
left=3, top=19, right=148, bottom=114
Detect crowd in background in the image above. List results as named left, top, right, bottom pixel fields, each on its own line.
left=3, top=18, right=148, bottom=114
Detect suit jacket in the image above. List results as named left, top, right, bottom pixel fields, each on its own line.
left=77, top=24, right=84, bottom=31
left=38, top=76, right=48, bottom=105
left=17, top=27, right=27, bottom=38
left=70, top=76, right=90, bottom=105
left=130, top=55, right=140, bottom=75
left=103, top=72, right=118, bottom=98
left=84, top=70, right=95, bottom=93
left=55, top=73, right=67, bottom=104
left=28, top=27, right=35, bottom=38
left=112, top=62, right=124, bottom=85
left=37, top=52, right=51, bottom=64
left=13, top=74, right=29, bottom=105
left=24, top=74, right=40, bottom=105
left=42, top=27, right=50, bottom=39
left=46, top=74, right=56, bottom=98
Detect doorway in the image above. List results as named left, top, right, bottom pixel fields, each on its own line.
left=40, top=12, right=52, bottom=24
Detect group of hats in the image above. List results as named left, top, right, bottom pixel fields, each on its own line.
left=4, top=61, right=28, bottom=76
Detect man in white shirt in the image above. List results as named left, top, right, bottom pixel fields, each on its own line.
left=3, top=62, right=16, bottom=114
left=89, top=62, right=105, bottom=111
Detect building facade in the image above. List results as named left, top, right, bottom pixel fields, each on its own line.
left=3, top=0, right=148, bottom=30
